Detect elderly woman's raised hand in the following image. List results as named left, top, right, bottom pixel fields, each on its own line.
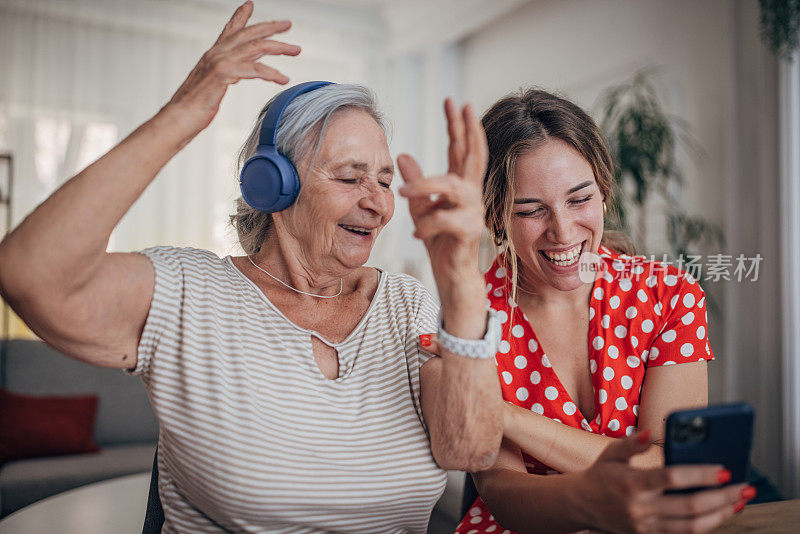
left=580, top=432, right=752, bottom=533
left=167, top=1, right=300, bottom=133
left=398, top=99, right=488, bottom=294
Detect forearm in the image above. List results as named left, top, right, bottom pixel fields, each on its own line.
left=428, top=273, right=504, bottom=471
left=505, top=404, right=663, bottom=472
left=0, top=103, right=200, bottom=300
left=477, top=468, right=593, bottom=534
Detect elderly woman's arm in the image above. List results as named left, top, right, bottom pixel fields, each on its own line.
left=0, top=2, right=298, bottom=367
left=398, top=99, right=503, bottom=471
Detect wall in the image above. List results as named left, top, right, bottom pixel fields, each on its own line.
left=460, top=0, right=789, bottom=495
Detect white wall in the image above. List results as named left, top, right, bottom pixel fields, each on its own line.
left=463, top=0, right=733, bottom=252
left=462, top=0, right=735, bottom=395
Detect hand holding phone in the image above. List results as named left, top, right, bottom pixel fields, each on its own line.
left=665, top=402, right=754, bottom=489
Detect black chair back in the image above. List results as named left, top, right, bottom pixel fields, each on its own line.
left=460, top=473, right=480, bottom=519
left=142, top=446, right=164, bottom=533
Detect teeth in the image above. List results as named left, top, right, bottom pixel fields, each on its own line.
left=340, top=224, right=370, bottom=235
left=542, top=243, right=583, bottom=266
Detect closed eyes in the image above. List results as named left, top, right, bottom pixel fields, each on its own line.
left=515, top=194, right=593, bottom=217
left=338, top=177, right=392, bottom=189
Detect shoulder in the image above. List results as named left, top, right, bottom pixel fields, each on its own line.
left=382, top=270, right=435, bottom=301
left=484, top=257, right=515, bottom=316
left=597, top=246, right=705, bottom=304
left=379, top=270, right=439, bottom=324
left=136, top=246, right=235, bottom=287
left=138, top=245, right=222, bottom=264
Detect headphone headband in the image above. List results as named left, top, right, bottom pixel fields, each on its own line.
left=258, top=81, right=333, bottom=147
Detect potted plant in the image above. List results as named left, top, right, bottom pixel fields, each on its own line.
left=598, top=69, right=724, bottom=261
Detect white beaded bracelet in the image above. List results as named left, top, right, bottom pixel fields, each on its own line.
left=437, top=308, right=501, bottom=359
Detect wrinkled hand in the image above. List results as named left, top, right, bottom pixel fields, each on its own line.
left=581, top=432, right=753, bottom=533
left=398, top=99, right=488, bottom=288
left=167, top=1, right=300, bottom=132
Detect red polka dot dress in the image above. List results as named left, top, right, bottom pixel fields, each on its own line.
left=455, top=246, right=714, bottom=533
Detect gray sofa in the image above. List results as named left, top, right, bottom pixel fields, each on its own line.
left=0, top=339, right=158, bottom=517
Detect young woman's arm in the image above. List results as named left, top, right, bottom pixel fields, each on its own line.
left=0, top=2, right=298, bottom=368
left=502, top=362, right=708, bottom=472
left=473, top=439, right=591, bottom=533
left=475, top=431, right=747, bottom=534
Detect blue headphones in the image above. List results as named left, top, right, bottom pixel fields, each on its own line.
left=239, top=81, right=334, bottom=212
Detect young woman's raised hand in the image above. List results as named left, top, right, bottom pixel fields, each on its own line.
left=581, top=432, right=752, bottom=533
left=397, top=98, right=488, bottom=288
left=168, top=1, right=300, bottom=132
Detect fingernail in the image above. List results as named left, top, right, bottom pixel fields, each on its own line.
left=717, top=469, right=732, bottom=484
left=741, top=486, right=756, bottom=500
left=419, top=334, right=431, bottom=347
left=637, top=430, right=651, bottom=444
left=733, top=501, right=745, bottom=513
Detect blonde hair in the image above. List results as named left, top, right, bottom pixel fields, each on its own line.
left=481, top=88, right=634, bottom=302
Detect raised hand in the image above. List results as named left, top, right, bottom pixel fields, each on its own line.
left=398, top=98, right=488, bottom=293
left=168, top=1, right=300, bottom=132
left=581, top=432, right=753, bottom=533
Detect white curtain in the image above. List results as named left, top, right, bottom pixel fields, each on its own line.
left=0, top=0, right=455, bottom=342
left=779, top=43, right=800, bottom=499
left=0, top=0, right=425, bottom=263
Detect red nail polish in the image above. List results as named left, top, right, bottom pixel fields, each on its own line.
left=733, top=501, right=745, bottom=513
left=717, top=469, right=732, bottom=484
left=419, top=334, right=431, bottom=347
left=741, top=486, right=756, bottom=500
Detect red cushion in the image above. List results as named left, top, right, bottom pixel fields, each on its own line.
left=0, top=389, right=100, bottom=465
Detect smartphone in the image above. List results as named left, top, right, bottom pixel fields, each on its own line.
left=664, top=403, right=754, bottom=488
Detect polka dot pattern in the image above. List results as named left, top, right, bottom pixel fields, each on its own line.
left=456, top=252, right=715, bottom=534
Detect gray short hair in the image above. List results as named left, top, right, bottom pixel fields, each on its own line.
left=230, top=84, right=385, bottom=255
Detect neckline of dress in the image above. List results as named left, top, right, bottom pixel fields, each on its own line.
left=489, top=255, right=607, bottom=428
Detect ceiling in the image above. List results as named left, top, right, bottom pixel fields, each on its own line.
left=177, top=0, right=531, bottom=53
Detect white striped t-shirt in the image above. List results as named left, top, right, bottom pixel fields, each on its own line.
left=129, top=246, right=446, bottom=533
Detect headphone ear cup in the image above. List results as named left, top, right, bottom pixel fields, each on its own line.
left=239, top=146, right=300, bottom=213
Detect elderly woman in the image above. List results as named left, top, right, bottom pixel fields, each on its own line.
left=429, top=88, right=753, bottom=534
left=0, top=2, right=504, bottom=532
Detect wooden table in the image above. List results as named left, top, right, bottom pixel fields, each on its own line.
left=0, top=472, right=149, bottom=534
left=710, top=499, right=800, bottom=533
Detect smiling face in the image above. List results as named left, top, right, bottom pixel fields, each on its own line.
left=509, top=138, right=605, bottom=293
left=274, top=108, right=395, bottom=273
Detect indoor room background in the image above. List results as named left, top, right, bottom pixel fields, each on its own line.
left=1, top=0, right=798, bottom=503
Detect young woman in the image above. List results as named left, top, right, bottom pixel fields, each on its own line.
left=449, top=89, right=754, bottom=534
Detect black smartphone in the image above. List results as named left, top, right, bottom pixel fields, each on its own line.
left=664, top=403, right=754, bottom=489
